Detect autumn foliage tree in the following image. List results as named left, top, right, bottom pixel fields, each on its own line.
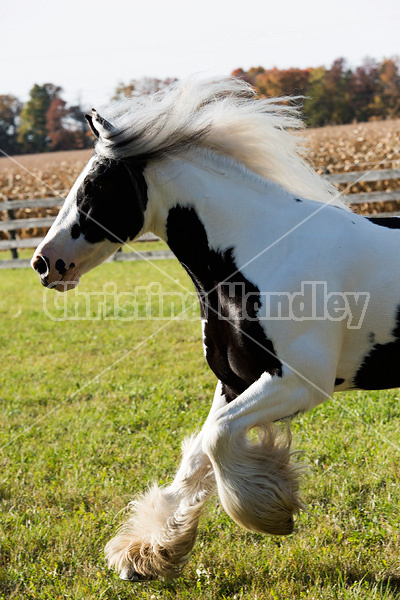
left=17, top=84, right=61, bottom=153
left=12, top=84, right=91, bottom=154
left=65, top=104, right=92, bottom=149
left=233, top=56, right=400, bottom=127
left=46, top=97, right=69, bottom=150
left=0, top=95, right=22, bottom=155
left=378, top=58, right=400, bottom=118
left=113, top=77, right=178, bottom=100
left=1, top=59, right=399, bottom=156
left=46, top=97, right=89, bottom=151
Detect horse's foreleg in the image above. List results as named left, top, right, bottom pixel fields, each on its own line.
left=105, top=435, right=214, bottom=581
left=105, top=383, right=227, bottom=581
left=202, top=371, right=328, bottom=536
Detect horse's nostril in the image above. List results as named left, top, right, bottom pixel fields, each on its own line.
left=32, top=255, right=50, bottom=276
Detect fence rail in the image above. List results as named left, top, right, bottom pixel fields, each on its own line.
left=0, top=249, right=174, bottom=271
left=323, top=168, right=400, bottom=185
left=323, top=168, right=400, bottom=210
left=1, top=167, right=400, bottom=269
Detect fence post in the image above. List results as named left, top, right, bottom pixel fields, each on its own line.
left=6, top=197, right=19, bottom=260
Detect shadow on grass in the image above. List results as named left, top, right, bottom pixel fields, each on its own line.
left=165, top=564, right=400, bottom=599
left=340, top=570, right=400, bottom=593
left=294, top=565, right=400, bottom=597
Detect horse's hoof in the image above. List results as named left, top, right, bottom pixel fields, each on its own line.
left=279, top=514, right=294, bottom=535
left=119, top=566, right=151, bottom=582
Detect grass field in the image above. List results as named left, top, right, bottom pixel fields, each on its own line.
left=1, top=119, right=400, bottom=598
left=2, top=258, right=400, bottom=600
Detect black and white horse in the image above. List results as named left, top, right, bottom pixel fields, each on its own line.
left=31, top=77, right=400, bottom=581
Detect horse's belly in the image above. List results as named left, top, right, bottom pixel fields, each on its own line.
left=354, top=337, right=400, bottom=390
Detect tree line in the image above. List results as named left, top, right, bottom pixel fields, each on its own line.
left=1, top=57, right=399, bottom=156
left=0, top=84, right=92, bottom=156
left=233, top=56, right=400, bottom=127
left=0, top=78, right=179, bottom=157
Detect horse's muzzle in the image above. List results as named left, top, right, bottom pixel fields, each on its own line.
left=31, top=253, right=80, bottom=291
left=31, top=254, right=50, bottom=277
left=31, top=254, right=52, bottom=288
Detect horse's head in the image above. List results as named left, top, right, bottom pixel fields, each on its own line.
left=31, top=111, right=148, bottom=291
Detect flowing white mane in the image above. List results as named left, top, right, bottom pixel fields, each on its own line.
left=95, top=77, right=342, bottom=206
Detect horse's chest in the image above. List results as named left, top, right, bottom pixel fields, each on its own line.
left=165, top=205, right=282, bottom=401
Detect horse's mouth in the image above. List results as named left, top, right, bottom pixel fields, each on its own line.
left=40, top=270, right=81, bottom=292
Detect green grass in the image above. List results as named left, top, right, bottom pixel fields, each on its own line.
left=1, top=260, right=400, bottom=599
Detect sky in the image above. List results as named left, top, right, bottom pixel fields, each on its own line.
left=2, top=0, right=400, bottom=109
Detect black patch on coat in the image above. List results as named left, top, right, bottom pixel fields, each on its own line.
left=334, top=378, right=345, bottom=386
left=354, top=307, right=400, bottom=389
left=295, top=198, right=303, bottom=203
left=71, top=224, right=81, bottom=239
left=367, top=217, right=400, bottom=229
left=55, top=259, right=66, bottom=275
left=166, top=205, right=282, bottom=402
left=76, top=158, right=148, bottom=244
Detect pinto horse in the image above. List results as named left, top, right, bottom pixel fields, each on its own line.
left=31, top=77, right=400, bottom=581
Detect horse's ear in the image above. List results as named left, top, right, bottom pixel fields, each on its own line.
left=85, top=113, right=100, bottom=139
left=85, top=109, right=115, bottom=139
left=92, top=109, right=115, bottom=137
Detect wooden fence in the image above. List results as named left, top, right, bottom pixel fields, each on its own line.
left=323, top=168, right=400, bottom=216
left=0, top=196, right=173, bottom=269
left=1, top=167, right=399, bottom=269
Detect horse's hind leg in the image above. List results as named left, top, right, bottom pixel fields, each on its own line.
left=105, top=383, right=227, bottom=581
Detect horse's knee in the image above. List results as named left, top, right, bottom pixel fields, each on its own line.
left=202, top=414, right=238, bottom=460
left=202, top=419, right=304, bottom=536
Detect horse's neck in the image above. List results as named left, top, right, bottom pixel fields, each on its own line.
left=144, top=150, right=290, bottom=252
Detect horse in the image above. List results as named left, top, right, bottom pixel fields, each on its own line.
left=31, top=77, right=400, bottom=581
